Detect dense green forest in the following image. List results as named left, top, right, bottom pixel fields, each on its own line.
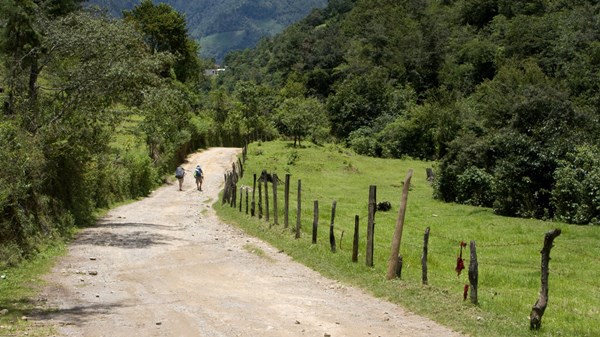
left=1, top=0, right=599, bottom=268
left=87, top=0, right=328, bottom=62
left=213, top=0, right=600, bottom=224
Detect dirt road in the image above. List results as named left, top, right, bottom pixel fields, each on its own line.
left=35, top=148, right=463, bottom=337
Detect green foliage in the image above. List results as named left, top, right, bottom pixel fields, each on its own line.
left=552, top=145, right=600, bottom=225
left=123, top=0, right=201, bottom=83
left=274, top=96, right=329, bottom=146
left=0, top=3, right=204, bottom=266
left=0, top=121, right=55, bottom=265
left=138, top=84, right=193, bottom=171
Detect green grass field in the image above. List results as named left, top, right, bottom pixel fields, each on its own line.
left=215, top=141, right=600, bottom=337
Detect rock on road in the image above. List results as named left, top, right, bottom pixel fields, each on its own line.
left=35, top=148, right=463, bottom=337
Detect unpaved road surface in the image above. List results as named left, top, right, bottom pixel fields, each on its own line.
left=34, top=148, right=463, bottom=337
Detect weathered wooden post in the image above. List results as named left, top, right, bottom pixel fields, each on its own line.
left=239, top=187, right=243, bottom=212
left=530, top=229, right=562, bottom=330
left=284, top=174, right=291, bottom=228
left=238, top=158, right=244, bottom=178
left=422, top=227, right=430, bottom=285
left=295, top=180, right=301, bottom=239
left=366, top=185, right=376, bottom=267
left=329, top=201, right=337, bottom=253
left=352, top=215, right=359, bottom=263
left=469, top=240, right=478, bottom=304
left=264, top=171, right=270, bottom=223
left=386, top=169, right=413, bottom=280
left=426, top=168, right=435, bottom=183
left=273, top=174, right=279, bottom=225
left=222, top=173, right=230, bottom=205
left=245, top=188, right=249, bottom=215
left=258, top=180, right=263, bottom=219
left=251, top=173, right=256, bottom=216
left=312, top=200, right=319, bottom=244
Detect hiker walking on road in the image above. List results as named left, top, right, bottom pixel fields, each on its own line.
left=175, top=166, right=185, bottom=191
left=194, top=165, right=203, bottom=191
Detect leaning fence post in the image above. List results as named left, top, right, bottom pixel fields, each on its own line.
left=238, top=158, right=244, bottom=178
left=386, top=169, right=413, bottom=280
left=352, top=215, right=359, bottom=262
left=329, top=200, right=337, bottom=253
left=422, top=227, right=430, bottom=285
left=469, top=240, right=478, bottom=304
left=366, top=185, right=376, bottom=267
left=530, top=229, right=562, bottom=330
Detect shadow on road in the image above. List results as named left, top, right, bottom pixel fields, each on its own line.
left=30, top=302, right=131, bottom=327
left=74, top=229, right=176, bottom=249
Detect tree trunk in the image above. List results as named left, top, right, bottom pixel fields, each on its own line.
left=530, top=229, right=562, bottom=330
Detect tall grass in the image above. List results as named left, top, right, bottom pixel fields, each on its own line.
left=216, top=141, right=600, bottom=337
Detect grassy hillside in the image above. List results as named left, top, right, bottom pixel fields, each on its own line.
left=216, top=141, right=600, bottom=337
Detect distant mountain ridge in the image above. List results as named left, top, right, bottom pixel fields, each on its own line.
left=87, top=0, right=327, bottom=62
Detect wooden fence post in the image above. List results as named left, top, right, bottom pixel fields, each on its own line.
left=422, top=227, right=430, bottom=285
left=264, top=171, right=270, bottom=223
left=251, top=173, right=256, bottom=216
left=366, top=185, right=376, bottom=267
left=329, top=200, right=337, bottom=253
left=386, top=169, right=413, bottom=280
left=238, top=158, right=244, bottom=178
left=469, top=240, right=478, bottom=304
left=273, top=174, right=279, bottom=225
left=245, top=188, right=249, bottom=215
left=284, top=174, right=290, bottom=228
left=239, top=187, right=243, bottom=212
left=530, top=229, right=562, bottom=330
left=312, top=200, right=319, bottom=244
left=258, top=180, right=263, bottom=219
left=295, top=180, right=301, bottom=239
left=352, top=215, right=359, bottom=263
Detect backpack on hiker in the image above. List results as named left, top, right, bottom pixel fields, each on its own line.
left=194, top=166, right=203, bottom=178
left=175, top=166, right=185, bottom=179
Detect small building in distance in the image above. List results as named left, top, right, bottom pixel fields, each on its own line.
left=204, top=67, right=226, bottom=76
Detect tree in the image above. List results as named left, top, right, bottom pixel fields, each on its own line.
left=275, top=97, right=329, bottom=146
left=124, top=0, right=201, bottom=83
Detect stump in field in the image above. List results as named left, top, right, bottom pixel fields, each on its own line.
left=530, top=229, right=561, bottom=330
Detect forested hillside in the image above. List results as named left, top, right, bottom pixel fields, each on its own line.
left=211, top=0, right=600, bottom=224
left=87, top=0, right=328, bottom=62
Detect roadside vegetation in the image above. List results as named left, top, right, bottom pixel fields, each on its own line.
left=216, top=141, right=600, bottom=337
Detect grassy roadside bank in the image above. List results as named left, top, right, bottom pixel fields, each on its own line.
left=215, top=141, right=600, bottom=337
left=0, top=243, right=66, bottom=336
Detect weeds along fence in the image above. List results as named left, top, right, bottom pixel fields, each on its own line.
left=221, top=144, right=562, bottom=331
